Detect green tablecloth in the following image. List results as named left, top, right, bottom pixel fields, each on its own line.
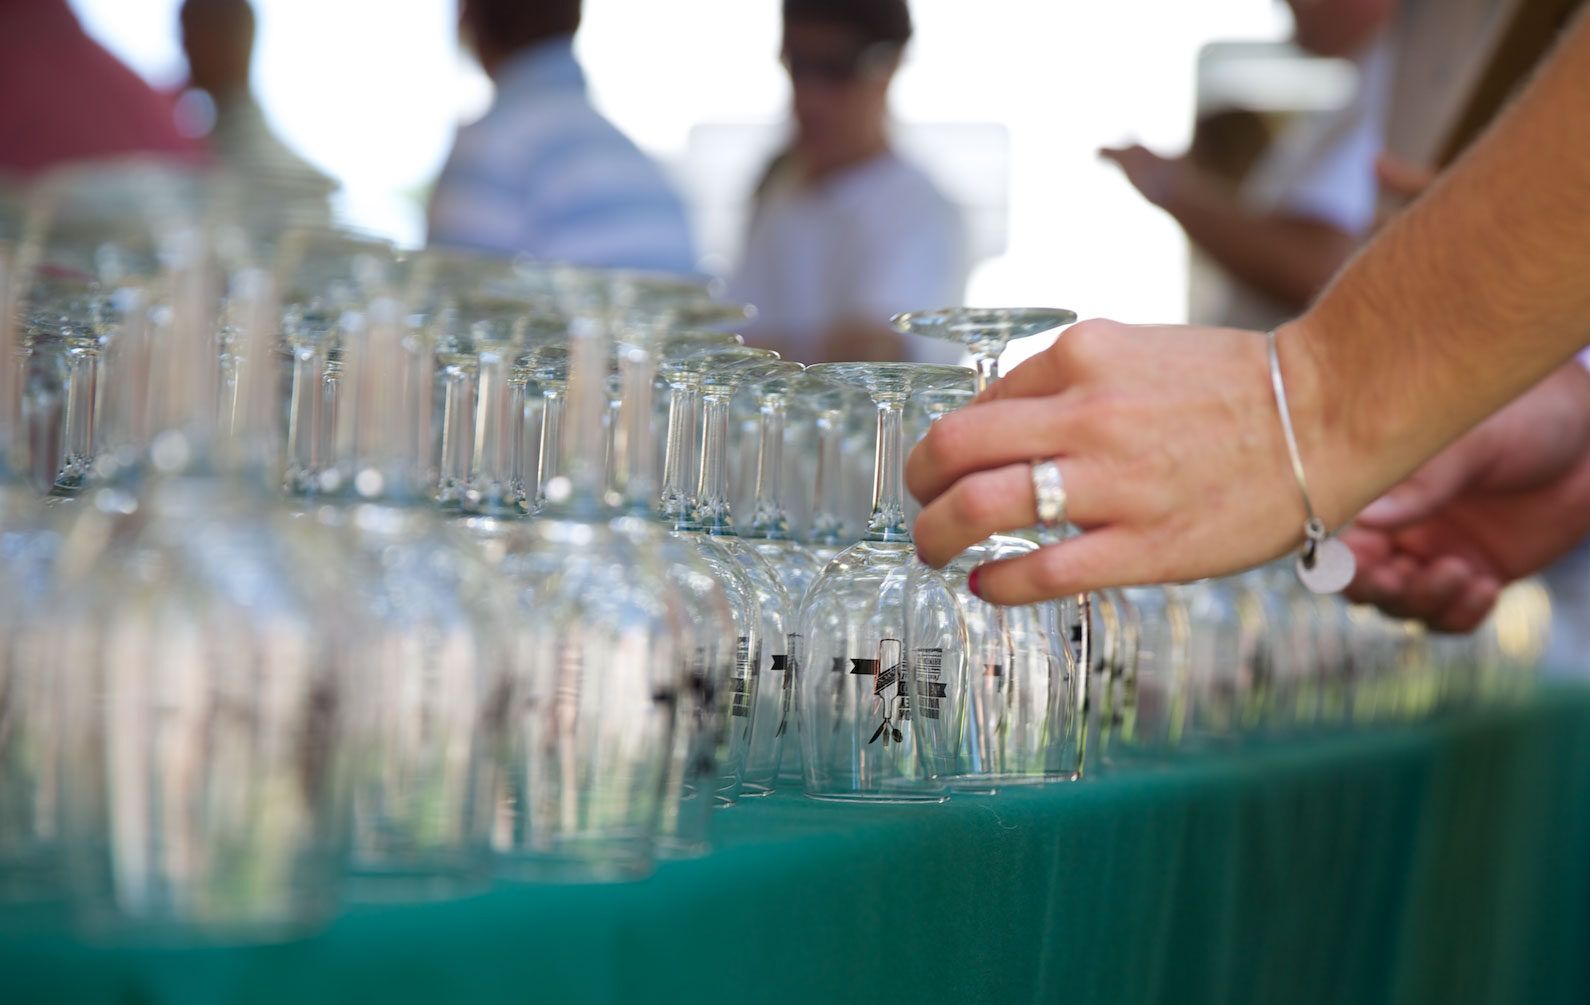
left=5, top=687, right=1590, bottom=1005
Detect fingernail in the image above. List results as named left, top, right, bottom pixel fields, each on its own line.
left=968, top=567, right=983, bottom=599
left=1358, top=495, right=1407, bottom=525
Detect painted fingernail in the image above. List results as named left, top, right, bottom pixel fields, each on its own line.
left=968, top=567, right=983, bottom=599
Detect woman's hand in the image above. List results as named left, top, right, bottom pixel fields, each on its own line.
left=905, top=317, right=1376, bottom=605
left=1343, top=364, right=1590, bottom=630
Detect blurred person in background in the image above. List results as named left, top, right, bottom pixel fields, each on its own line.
left=428, top=0, right=696, bottom=274
left=1102, top=0, right=1397, bottom=330
left=0, top=0, right=200, bottom=176
left=731, top=0, right=966, bottom=364
left=1181, top=107, right=1276, bottom=324
left=177, top=0, right=337, bottom=209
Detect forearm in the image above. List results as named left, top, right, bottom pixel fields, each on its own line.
left=1163, top=177, right=1357, bottom=309
left=1289, top=9, right=1590, bottom=523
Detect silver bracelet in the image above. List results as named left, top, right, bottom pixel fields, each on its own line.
left=1266, top=328, right=1355, bottom=594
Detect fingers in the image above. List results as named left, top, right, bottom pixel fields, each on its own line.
left=965, top=529, right=1142, bottom=607
left=1356, top=441, right=1484, bottom=529
left=1399, top=555, right=1474, bottom=620
left=912, top=460, right=1111, bottom=569
left=1434, top=578, right=1501, bottom=634
left=1375, top=154, right=1437, bottom=200
left=906, top=395, right=1082, bottom=507
left=1346, top=543, right=1504, bottom=634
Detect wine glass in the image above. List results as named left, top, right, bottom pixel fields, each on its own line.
left=490, top=290, right=685, bottom=881
left=893, top=312, right=1087, bottom=789
left=0, top=180, right=68, bottom=903
left=687, top=347, right=799, bottom=797
left=890, top=307, right=1076, bottom=392
left=798, top=362, right=970, bottom=802
left=47, top=183, right=360, bottom=941
left=1106, top=585, right=1192, bottom=768
left=314, top=293, right=514, bottom=900
left=600, top=294, right=744, bottom=857
left=654, top=341, right=769, bottom=807
left=917, top=382, right=1087, bottom=789
left=1180, top=579, right=1250, bottom=744
left=494, top=267, right=741, bottom=859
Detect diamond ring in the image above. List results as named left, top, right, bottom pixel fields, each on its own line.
left=1030, top=458, right=1067, bottom=527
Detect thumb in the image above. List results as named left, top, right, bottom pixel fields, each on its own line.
left=974, top=318, right=1118, bottom=404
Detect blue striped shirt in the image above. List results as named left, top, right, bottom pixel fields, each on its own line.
left=427, top=37, right=697, bottom=275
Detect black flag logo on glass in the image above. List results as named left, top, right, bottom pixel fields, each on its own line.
left=852, top=638, right=905, bottom=744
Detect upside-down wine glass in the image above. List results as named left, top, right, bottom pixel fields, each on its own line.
left=0, top=180, right=67, bottom=903
left=798, top=362, right=970, bottom=802
left=891, top=308, right=1085, bottom=786
left=688, top=347, right=797, bottom=797
left=50, top=186, right=359, bottom=941
left=492, top=281, right=684, bottom=881
left=913, top=382, right=1086, bottom=788
left=317, top=290, right=515, bottom=900
left=655, top=340, right=767, bottom=807
left=598, top=283, right=743, bottom=856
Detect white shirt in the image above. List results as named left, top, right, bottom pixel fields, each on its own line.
left=730, top=150, right=967, bottom=364
left=428, top=37, right=697, bottom=275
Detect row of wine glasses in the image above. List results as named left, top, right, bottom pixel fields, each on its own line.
left=0, top=164, right=1545, bottom=946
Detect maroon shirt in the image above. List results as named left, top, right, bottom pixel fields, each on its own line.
left=0, top=0, right=203, bottom=176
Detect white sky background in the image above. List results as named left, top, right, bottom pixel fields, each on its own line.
left=69, top=0, right=1292, bottom=366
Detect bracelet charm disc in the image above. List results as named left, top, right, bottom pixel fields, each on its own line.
left=1295, top=516, right=1356, bottom=594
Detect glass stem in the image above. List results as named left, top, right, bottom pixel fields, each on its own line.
left=508, top=361, right=529, bottom=509
left=285, top=341, right=323, bottom=494
left=808, top=407, right=846, bottom=545
left=342, top=295, right=421, bottom=503
left=231, top=267, right=282, bottom=490
left=694, top=388, right=734, bottom=535
left=436, top=358, right=475, bottom=508
left=469, top=345, right=519, bottom=517
left=658, top=376, right=700, bottom=529
left=93, top=289, right=151, bottom=487
left=56, top=341, right=98, bottom=489
left=320, top=342, right=344, bottom=492
left=866, top=398, right=908, bottom=542
left=973, top=353, right=1000, bottom=395
left=149, top=254, right=218, bottom=473
left=547, top=316, right=610, bottom=517
left=534, top=382, right=565, bottom=513
left=613, top=344, right=657, bottom=515
left=603, top=376, right=623, bottom=507
left=517, top=384, right=542, bottom=514
left=325, top=330, right=357, bottom=495
left=746, top=393, right=789, bottom=540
